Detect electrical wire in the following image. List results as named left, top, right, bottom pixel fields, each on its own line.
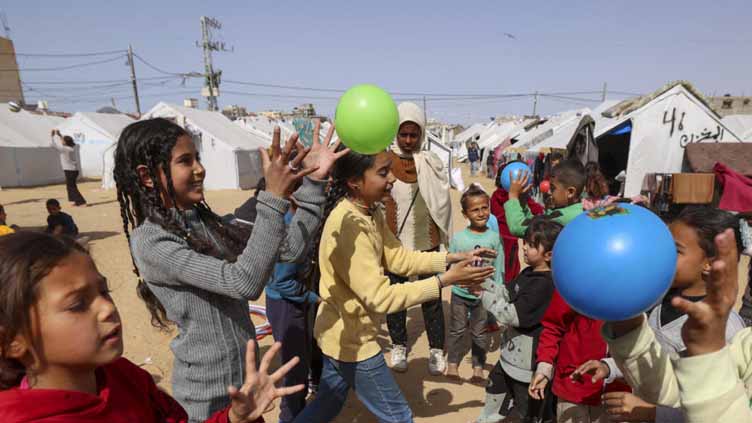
left=0, top=54, right=126, bottom=72
left=0, top=49, right=128, bottom=58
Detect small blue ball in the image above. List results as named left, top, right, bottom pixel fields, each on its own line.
left=551, top=204, right=677, bottom=321
left=500, top=162, right=531, bottom=192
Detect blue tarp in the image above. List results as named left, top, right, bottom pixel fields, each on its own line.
left=609, top=121, right=632, bottom=136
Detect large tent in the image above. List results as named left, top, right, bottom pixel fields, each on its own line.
left=507, top=108, right=592, bottom=153
left=721, top=114, right=752, bottom=141
left=55, top=112, right=134, bottom=178
left=0, top=104, right=65, bottom=188
left=235, top=115, right=335, bottom=146
left=594, top=81, right=744, bottom=197
left=103, top=103, right=269, bottom=190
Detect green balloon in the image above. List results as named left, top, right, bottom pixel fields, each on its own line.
left=335, top=84, right=399, bottom=155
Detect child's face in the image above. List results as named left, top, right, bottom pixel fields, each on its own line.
left=549, top=177, right=574, bottom=208
left=670, top=221, right=711, bottom=289
left=28, top=252, right=123, bottom=374
left=46, top=205, right=61, bottom=215
left=351, top=152, right=395, bottom=206
left=462, top=195, right=490, bottom=229
left=163, top=135, right=206, bottom=210
left=523, top=240, right=550, bottom=267
left=0, top=209, right=6, bottom=223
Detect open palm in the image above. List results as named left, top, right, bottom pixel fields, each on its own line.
left=227, top=341, right=304, bottom=423
left=303, top=120, right=350, bottom=180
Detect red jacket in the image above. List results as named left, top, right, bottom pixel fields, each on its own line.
left=536, top=289, right=607, bottom=406
left=490, top=188, right=544, bottom=282
left=0, top=357, right=263, bottom=423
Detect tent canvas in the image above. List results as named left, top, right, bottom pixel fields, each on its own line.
left=721, top=115, right=752, bottom=141
left=55, top=112, right=134, bottom=178
left=0, top=104, right=65, bottom=187
left=510, top=108, right=591, bottom=153
left=594, top=82, right=744, bottom=197
left=103, top=103, right=268, bottom=190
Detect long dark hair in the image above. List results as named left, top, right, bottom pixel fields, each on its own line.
left=302, top=147, right=377, bottom=288
left=113, top=118, right=251, bottom=330
left=0, top=232, right=87, bottom=389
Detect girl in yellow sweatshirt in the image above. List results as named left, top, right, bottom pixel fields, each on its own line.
left=293, top=149, right=496, bottom=423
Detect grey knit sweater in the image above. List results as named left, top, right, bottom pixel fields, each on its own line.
left=130, top=177, right=326, bottom=422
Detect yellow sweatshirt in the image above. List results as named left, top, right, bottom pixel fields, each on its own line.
left=603, top=317, right=752, bottom=423
left=314, top=198, right=447, bottom=362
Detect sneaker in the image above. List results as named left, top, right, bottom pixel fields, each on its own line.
left=390, top=344, right=408, bottom=372
left=428, top=348, right=446, bottom=376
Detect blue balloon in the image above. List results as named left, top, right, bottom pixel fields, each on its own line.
left=500, top=162, right=531, bottom=192
left=551, top=203, right=677, bottom=321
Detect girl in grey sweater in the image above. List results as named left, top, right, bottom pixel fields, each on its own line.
left=114, top=118, right=347, bottom=422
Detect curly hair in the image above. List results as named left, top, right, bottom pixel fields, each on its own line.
left=113, top=118, right=252, bottom=330
left=0, top=232, right=87, bottom=390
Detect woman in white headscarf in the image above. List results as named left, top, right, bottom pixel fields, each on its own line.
left=382, top=102, right=452, bottom=375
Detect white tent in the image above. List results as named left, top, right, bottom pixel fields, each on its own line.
left=509, top=108, right=592, bottom=153
left=0, top=105, right=65, bottom=187
left=594, top=82, right=744, bottom=196
left=103, top=103, right=269, bottom=190
left=721, top=114, right=752, bottom=141
left=235, top=115, right=336, bottom=145
left=55, top=112, right=134, bottom=178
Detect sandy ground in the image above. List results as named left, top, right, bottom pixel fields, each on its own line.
left=1, top=164, right=748, bottom=423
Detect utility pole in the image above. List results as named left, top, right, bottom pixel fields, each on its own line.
left=532, top=91, right=539, bottom=116
left=601, top=82, right=608, bottom=102
left=197, top=16, right=232, bottom=111
left=127, top=45, right=141, bottom=116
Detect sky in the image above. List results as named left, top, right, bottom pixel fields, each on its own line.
left=5, top=1, right=751, bottom=124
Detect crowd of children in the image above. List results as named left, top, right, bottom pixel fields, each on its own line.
left=0, top=101, right=750, bottom=423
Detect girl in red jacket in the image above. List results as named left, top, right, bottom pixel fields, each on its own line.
left=0, top=231, right=302, bottom=423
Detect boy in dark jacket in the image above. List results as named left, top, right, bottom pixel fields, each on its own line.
left=475, top=216, right=562, bottom=423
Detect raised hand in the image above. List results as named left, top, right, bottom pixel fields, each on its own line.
left=673, top=229, right=739, bottom=357
left=227, top=340, right=305, bottom=423
left=528, top=373, right=549, bottom=400
left=508, top=170, right=531, bottom=199
left=261, top=127, right=316, bottom=198
left=302, top=121, right=350, bottom=180
left=571, top=360, right=610, bottom=384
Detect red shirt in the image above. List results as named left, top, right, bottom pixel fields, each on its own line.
left=536, top=289, right=607, bottom=406
left=490, top=188, right=544, bottom=282
left=0, top=358, right=263, bottom=423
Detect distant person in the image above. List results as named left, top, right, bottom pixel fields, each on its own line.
left=486, top=151, right=495, bottom=178
left=51, top=129, right=87, bottom=206
left=468, top=142, right=480, bottom=176
left=45, top=199, right=79, bottom=237
left=0, top=204, right=15, bottom=236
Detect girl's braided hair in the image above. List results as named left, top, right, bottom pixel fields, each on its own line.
left=113, top=118, right=251, bottom=330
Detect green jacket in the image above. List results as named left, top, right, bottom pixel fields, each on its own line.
left=503, top=199, right=583, bottom=237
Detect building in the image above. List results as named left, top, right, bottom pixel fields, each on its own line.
left=0, top=37, right=23, bottom=104
left=292, top=103, right=316, bottom=117
left=707, top=95, right=752, bottom=117
left=221, top=104, right=248, bottom=120
left=259, top=110, right=283, bottom=119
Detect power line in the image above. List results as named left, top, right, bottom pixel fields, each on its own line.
left=0, top=54, right=126, bottom=72
left=1, top=49, right=127, bottom=58
left=132, top=53, right=202, bottom=78
left=23, top=76, right=177, bottom=85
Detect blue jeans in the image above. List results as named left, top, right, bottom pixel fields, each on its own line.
left=293, top=353, right=413, bottom=423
